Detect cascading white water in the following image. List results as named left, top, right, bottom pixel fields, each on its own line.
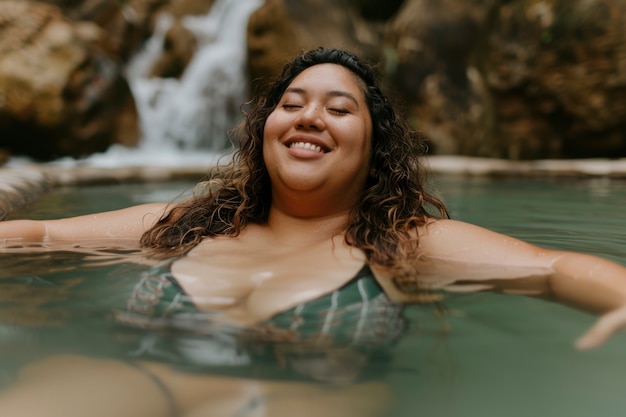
left=84, top=0, right=263, bottom=167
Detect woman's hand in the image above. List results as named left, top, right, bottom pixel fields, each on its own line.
left=576, top=305, right=626, bottom=350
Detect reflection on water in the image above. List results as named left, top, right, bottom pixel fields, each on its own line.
left=1, top=177, right=626, bottom=416
left=439, top=176, right=626, bottom=261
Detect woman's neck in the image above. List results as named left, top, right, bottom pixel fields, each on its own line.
left=264, top=205, right=350, bottom=246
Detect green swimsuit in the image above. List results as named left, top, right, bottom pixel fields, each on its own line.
left=114, top=258, right=408, bottom=383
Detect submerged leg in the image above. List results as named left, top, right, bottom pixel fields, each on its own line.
left=0, top=355, right=176, bottom=417
left=0, top=355, right=394, bottom=417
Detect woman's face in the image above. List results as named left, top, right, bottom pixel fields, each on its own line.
left=263, top=64, right=373, bottom=205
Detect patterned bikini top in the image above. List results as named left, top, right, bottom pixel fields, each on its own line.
left=117, top=258, right=407, bottom=351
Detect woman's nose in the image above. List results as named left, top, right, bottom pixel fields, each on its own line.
left=296, top=105, right=325, bottom=130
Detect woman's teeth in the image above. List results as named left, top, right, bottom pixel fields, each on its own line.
left=290, top=142, right=323, bottom=153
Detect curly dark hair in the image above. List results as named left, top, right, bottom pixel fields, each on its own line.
left=140, top=47, right=448, bottom=272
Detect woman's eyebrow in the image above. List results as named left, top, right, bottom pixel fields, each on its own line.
left=284, top=87, right=360, bottom=108
left=328, top=90, right=359, bottom=107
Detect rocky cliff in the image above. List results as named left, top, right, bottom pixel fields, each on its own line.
left=1, top=0, right=625, bottom=161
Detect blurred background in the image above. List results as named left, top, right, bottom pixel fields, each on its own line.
left=1, top=0, right=625, bottom=164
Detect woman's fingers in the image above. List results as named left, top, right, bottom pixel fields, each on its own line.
left=575, top=306, right=626, bottom=350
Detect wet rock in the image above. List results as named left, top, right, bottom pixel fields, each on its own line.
left=148, top=18, right=197, bottom=79
left=385, top=0, right=500, bottom=156
left=0, top=1, right=139, bottom=160
left=246, top=0, right=382, bottom=90
left=385, top=0, right=626, bottom=159
left=150, top=0, right=218, bottom=79
left=39, top=0, right=214, bottom=66
left=486, top=0, right=626, bottom=158
left=40, top=0, right=170, bottom=60
left=0, top=166, right=55, bottom=220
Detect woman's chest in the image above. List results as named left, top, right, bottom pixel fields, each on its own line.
left=169, top=234, right=368, bottom=321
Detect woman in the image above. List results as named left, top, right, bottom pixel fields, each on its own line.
left=0, top=47, right=625, bottom=416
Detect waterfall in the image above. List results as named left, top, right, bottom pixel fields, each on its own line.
left=84, top=0, right=263, bottom=167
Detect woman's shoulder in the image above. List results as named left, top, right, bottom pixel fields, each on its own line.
left=415, top=218, right=558, bottom=269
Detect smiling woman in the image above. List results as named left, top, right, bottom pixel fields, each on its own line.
left=0, top=48, right=626, bottom=417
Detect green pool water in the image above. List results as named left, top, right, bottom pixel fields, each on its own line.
left=1, top=176, right=626, bottom=417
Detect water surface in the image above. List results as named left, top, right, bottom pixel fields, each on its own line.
left=2, top=177, right=626, bottom=417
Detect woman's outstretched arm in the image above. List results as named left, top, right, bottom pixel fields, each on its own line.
left=414, top=219, right=626, bottom=350
left=0, top=203, right=169, bottom=245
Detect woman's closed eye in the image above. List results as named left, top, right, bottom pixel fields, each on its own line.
left=328, top=107, right=350, bottom=115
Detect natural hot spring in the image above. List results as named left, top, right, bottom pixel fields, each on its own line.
left=1, top=176, right=626, bottom=417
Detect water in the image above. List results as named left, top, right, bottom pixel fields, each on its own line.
left=391, top=175, right=626, bottom=417
left=439, top=175, right=626, bottom=262
left=2, top=176, right=626, bottom=416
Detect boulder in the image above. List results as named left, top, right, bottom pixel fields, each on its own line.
left=246, top=0, right=382, bottom=90
left=151, top=0, right=215, bottom=79
left=385, top=0, right=501, bottom=156
left=486, top=0, right=626, bottom=158
left=0, top=1, right=139, bottom=160
left=39, top=0, right=170, bottom=60
left=385, top=0, right=626, bottom=159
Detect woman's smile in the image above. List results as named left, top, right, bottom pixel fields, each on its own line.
left=284, top=134, right=333, bottom=159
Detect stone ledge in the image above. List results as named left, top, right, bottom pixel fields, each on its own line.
left=0, top=166, right=56, bottom=220
left=0, top=164, right=210, bottom=219
left=2, top=156, right=626, bottom=219
left=426, top=156, right=626, bottom=178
